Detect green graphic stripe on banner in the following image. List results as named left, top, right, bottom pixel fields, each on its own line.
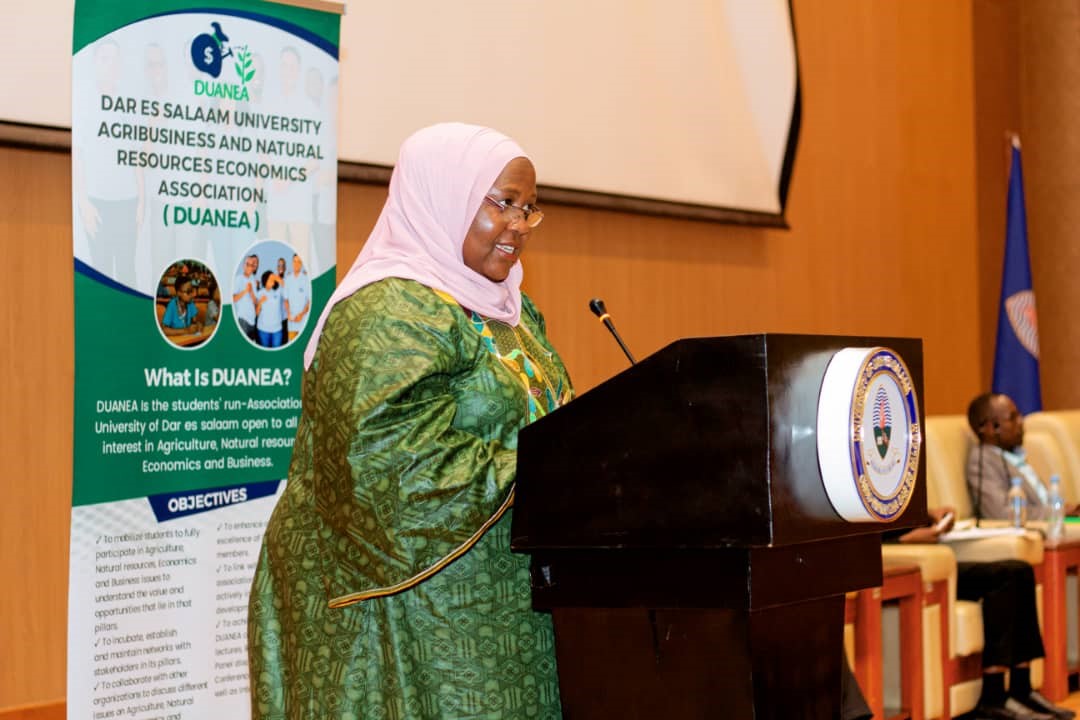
left=73, top=0, right=340, bottom=55
left=72, top=267, right=336, bottom=507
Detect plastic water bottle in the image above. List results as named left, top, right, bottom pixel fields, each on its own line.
left=1048, top=474, right=1066, bottom=543
left=1008, top=476, right=1027, bottom=528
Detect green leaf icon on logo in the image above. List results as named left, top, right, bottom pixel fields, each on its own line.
left=233, top=46, right=256, bottom=86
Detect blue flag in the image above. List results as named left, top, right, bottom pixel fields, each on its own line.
left=992, top=141, right=1042, bottom=414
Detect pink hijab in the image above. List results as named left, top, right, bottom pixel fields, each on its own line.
left=304, top=123, right=529, bottom=369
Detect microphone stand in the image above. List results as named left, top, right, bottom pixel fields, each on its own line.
left=975, top=425, right=1005, bottom=528
left=976, top=441, right=984, bottom=528
left=995, top=429, right=1028, bottom=516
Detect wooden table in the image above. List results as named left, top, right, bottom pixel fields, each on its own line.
left=167, top=324, right=216, bottom=347
left=1042, top=537, right=1080, bottom=700
left=850, top=563, right=925, bottom=720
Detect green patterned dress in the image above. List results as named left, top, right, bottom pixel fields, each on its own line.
left=248, top=277, right=572, bottom=720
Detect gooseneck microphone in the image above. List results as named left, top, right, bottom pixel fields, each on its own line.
left=589, top=298, right=636, bottom=365
left=976, top=440, right=984, bottom=528
left=976, top=420, right=1008, bottom=529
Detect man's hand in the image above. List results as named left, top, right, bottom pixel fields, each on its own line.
left=929, top=506, right=956, bottom=533
left=899, top=526, right=945, bottom=544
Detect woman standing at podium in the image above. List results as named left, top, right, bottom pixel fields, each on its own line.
left=248, top=123, right=572, bottom=719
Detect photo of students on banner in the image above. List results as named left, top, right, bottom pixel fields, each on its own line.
left=233, top=240, right=311, bottom=349
left=156, top=259, right=219, bottom=348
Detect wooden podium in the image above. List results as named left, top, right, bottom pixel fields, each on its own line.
left=511, top=334, right=929, bottom=719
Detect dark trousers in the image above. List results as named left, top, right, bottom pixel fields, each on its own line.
left=957, top=560, right=1045, bottom=668
left=238, top=318, right=259, bottom=343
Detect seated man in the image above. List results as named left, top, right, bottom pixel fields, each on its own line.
left=892, top=508, right=1073, bottom=720
left=965, top=392, right=1074, bottom=521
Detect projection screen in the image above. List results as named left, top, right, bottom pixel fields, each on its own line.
left=1, top=0, right=800, bottom=223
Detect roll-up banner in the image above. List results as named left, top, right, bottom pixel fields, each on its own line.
left=69, top=1, right=340, bottom=716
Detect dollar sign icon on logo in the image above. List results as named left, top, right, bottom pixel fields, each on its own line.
left=190, top=22, right=232, bottom=79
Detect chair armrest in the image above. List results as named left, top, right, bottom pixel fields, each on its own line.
left=882, top=544, right=956, bottom=584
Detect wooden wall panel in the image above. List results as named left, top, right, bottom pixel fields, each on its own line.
left=1015, top=2, right=1080, bottom=409
left=2, top=0, right=986, bottom=711
left=971, top=0, right=1080, bottom=410
left=0, top=702, right=65, bottom=720
left=0, top=147, right=73, bottom=705
left=972, top=0, right=1022, bottom=395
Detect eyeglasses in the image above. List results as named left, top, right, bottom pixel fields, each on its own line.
left=483, top=195, right=544, bottom=228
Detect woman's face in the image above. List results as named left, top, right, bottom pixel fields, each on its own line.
left=462, top=157, right=537, bottom=283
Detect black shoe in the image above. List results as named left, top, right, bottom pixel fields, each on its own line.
left=1016, top=690, right=1077, bottom=720
left=975, top=698, right=1054, bottom=720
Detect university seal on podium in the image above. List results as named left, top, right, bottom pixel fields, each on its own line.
left=817, top=347, right=921, bottom=522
